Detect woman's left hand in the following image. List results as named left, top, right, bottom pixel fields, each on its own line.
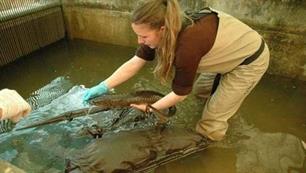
left=130, top=103, right=147, bottom=112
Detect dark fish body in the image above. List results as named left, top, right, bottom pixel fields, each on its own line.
left=0, top=120, right=15, bottom=133
left=89, top=90, right=164, bottom=108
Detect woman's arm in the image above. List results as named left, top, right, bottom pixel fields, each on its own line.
left=151, top=92, right=187, bottom=110
left=131, top=91, right=187, bottom=111
left=83, top=55, right=147, bottom=101
left=104, top=55, right=147, bottom=89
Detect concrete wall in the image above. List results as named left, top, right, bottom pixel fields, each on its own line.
left=62, top=0, right=138, bottom=46
left=62, top=0, right=306, bottom=80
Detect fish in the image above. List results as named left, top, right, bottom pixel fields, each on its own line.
left=16, top=90, right=176, bottom=131
left=89, top=90, right=176, bottom=122
left=89, top=90, right=165, bottom=108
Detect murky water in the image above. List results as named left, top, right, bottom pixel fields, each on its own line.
left=0, top=39, right=305, bottom=173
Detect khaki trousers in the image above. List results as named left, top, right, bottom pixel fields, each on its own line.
left=194, top=43, right=270, bottom=141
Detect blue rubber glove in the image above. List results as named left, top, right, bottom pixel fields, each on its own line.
left=83, top=81, right=109, bottom=102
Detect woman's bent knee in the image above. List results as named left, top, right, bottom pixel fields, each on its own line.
left=195, top=120, right=228, bottom=141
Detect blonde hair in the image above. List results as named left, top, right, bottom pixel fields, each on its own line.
left=132, top=0, right=187, bottom=84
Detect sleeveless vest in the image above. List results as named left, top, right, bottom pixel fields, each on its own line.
left=188, top=8, right=262, bottom=74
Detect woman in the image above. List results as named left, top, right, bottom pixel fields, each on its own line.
left=83, top=0, right=269, bottom=141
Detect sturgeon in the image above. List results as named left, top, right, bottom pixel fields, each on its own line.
left=16, top=90, right=176, bottom=131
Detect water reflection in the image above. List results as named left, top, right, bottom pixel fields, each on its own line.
left=156, top=115, right=306, bottom=173
left=230, top=117, right=305, bottom=173
left=236, top=132, right=305, bottom=173
left=0, top=79, right=94, bottom=172
left=27, top=76, right=73, bottom=110
left=0, top=77, right=164, bottom=172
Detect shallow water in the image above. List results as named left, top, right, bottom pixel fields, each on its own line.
left=0, top=39, right=305, bottom=173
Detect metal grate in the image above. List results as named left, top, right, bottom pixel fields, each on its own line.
left=0, top=0, right=65, bottom=66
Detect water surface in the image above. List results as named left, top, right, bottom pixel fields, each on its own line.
left=0, top=39, right=305, bottom=173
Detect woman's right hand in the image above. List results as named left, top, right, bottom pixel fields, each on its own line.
left=83, top=81, right=109, bottom=102
left=82, top=56, right=146, bottom=102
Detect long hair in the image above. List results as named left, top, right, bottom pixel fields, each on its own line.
left=132, top=0, right=186, bottom=84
